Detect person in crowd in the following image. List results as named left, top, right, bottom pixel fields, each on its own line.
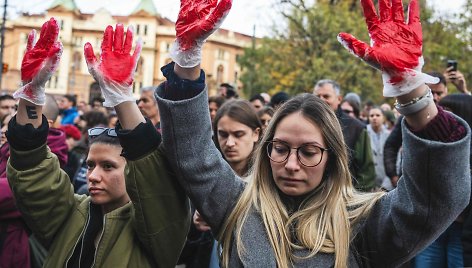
left=412, top=93, right=472, bottom=268
left=260, top=92, right=271, bottom=104
left=366, top=107, right=392, bottom=190
left=137, top=86, right=161, bottom=131
left=270, top=91, right=290, bottom=110
left=58, top=94, right=79, bottom=125
left=342, top=92, right=362, bottom=119
left=180, top=99, right=262, bottom=268
left=314, top=79, right=376, bottom=191
left=208, top=95, right=226, bottom=123
left=90, top=96, right=104, bottom=110
left=213, top=99, right=262, bottom=177
left=340, top=99, right=356, bottom=119
left=135, top=0, right=468, bottom=267
left=380, top=102, right=392, bottom=111
left=0, top=94, right=16, bottom=119
left=257, top=106, right=275, bottom=132
left=218, top=83, right=238, bottom=99
left=60, top=124, right=83, bottom=180
left=383, top=110, right=397, bottom=131
left=249, top=93, right=266, bottom=112
left=1, top=93, right=68, bottom=268
left=0, top=113, right=12, bottom=146
left=6, top=18, right=190, bottom=267
left=444, top=66, right=470, bottom=95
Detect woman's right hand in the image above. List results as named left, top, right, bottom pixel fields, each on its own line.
left=193, top=210, right=212, bottom=232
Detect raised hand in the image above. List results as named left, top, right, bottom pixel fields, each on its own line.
left=84, top=24, right=142, bottom=107
left=337, top=0, right=438, bottom=97
left=170, top=0, right=232, bottom=68
left=14, top=18, right=63, bottom=105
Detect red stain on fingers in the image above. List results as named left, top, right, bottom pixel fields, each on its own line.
left=21, top=18, right=60, bottom=83
left=176, top=0, right=232, bottom=51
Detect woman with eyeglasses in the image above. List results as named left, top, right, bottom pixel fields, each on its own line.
left=5, top=18, right=189, bottom=267
left=80, top=0, right=469, bottom=267
left=126, top=0, right=468, bottom=267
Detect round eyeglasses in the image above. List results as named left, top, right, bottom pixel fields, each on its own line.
left=266, top=140, right=329, bottom=167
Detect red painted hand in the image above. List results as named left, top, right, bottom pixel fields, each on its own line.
left=339, top=0, right=421, bottom=77
left=84, top=24, right=142, bottom=107
left=338, top=0, right=438, bottom=96
left=176, top=0, right=232, bottom=51
left=170, top=0, right=232, bottom=67
left=14, top=17, right=62, bottom=105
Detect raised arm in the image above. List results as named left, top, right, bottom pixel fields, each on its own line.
left=155, top=0, right=241, bottom=235
left=6, top=18, right=80, bottom=246
left=84, top=24, right=191, bottom=267
left=338, top=0, right=470, bottom=265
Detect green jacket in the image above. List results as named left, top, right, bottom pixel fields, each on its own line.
left=7, top=143, right=190, bottom=268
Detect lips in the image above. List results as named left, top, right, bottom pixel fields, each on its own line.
left=224, top=150, right=238, bottom=156
left=89, top=187, right=104, bottom=194
left=280, top=177, right=304, bottom=183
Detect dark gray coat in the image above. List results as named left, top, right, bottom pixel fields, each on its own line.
left=156, top=89, right=470, bottom=267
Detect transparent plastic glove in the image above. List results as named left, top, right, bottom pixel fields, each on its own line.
left=170, top=0, right=232, bottom=68
left=14, top=18, right=63, bottom=105
left=337, top=0, right=439, bottom=97
left=84, top=24, right=142, bottom=107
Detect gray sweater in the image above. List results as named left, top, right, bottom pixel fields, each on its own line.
left=156, top=89, right=471, bottom=267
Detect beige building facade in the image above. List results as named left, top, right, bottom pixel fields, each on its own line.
left=1, top=0, right=253, bottom=102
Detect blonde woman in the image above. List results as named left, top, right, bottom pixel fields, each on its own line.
left=103, top=0, right=470, bottom=267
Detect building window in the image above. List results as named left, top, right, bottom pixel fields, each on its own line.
left=136, top=58, right=144, bottom=73
left=165, top=43, right=170, bottom=52
left=60, top=20, right=64, bottom=30
left=218, top=49, right=225, bottom=60
left=216, top=65, right=224, bottom=86
left=136, top=24, right=140, bottom=35
left=72, top=51, right=81, bottom=70
left=144, top=25, right=148, bottom=35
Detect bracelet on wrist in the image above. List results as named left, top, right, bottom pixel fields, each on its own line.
left=394, top=87, right=433, bottom=116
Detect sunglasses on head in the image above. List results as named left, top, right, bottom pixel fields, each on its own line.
left=88, top=127, right=117, bottom=138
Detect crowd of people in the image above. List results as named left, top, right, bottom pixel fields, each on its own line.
left=0, top=0, right=471, bottom=267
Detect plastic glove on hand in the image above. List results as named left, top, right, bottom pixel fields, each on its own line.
left=337, top=0, right=438, bottom=97
left=84, top=24, right=142, bottom=107
left=170, top=0, right=233, bottom=68
left=14, top=18, right=63, bottom=105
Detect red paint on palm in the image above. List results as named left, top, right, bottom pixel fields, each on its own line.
left=84, top=25, right=141, bottom=86
left=21, top=18, right=60, bottom=83
left=341, top=0, right=422, bottom=84
left=176, top=0, right=232, bottom=51
left=99, top=52, right=135, bottom=86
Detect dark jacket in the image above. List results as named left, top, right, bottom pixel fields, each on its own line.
left=336, top=108, right=376, bottom=191
left=383, top=116, right=403, bottom=180
left=6, top=116, right=190, bottom=267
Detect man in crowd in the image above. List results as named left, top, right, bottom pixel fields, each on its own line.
left=314, top=79, right=376, bottom=191
left=0, top=94, right=16, bottom=118
left=138, top=86, right=161, bottom=131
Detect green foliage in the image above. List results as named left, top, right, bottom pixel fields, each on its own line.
left=238, top=0, right=472, bottom=103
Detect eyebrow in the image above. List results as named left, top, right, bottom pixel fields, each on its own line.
left=272, top=138, right=324, bottom=147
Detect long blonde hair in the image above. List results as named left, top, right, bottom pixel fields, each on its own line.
left=218, top=94, right=385, bottom=267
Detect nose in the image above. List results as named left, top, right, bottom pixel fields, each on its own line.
left=87, top=167, right=102, bottom=184
left=226, top=135, right=236, bottom=147
left=284, top=150, right=300, bottom=171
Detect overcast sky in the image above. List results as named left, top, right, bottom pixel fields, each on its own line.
left=5, top=0, right=466, bottom=37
